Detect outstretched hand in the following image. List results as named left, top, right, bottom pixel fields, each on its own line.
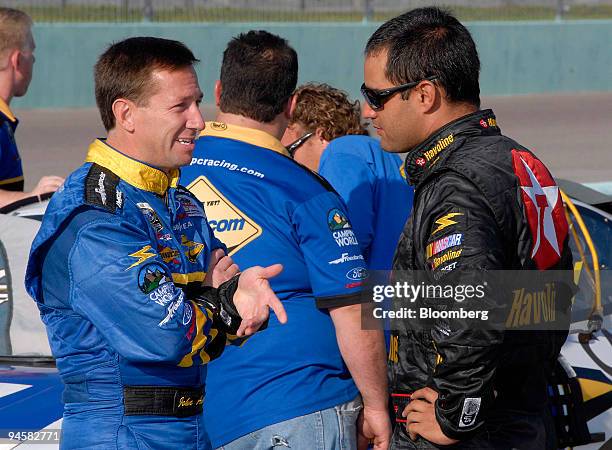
left=233, top=264, right=287, bottom=336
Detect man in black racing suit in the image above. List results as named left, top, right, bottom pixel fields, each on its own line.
left=362, top=7, right=573, bottom=449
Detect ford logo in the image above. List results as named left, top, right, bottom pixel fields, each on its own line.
left=346, top=267, right=368, bottom=281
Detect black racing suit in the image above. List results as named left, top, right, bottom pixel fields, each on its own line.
left=389, top=109, right=573, bottom=449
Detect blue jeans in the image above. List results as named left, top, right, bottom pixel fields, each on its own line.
left=217, top=396, right=363, bottom=450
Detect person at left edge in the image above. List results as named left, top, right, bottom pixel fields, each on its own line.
left=0, top=7, right=64, bottom=208
left=25, top=37, right=287, bottom=450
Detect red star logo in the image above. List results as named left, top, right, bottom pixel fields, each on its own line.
left=512, top=149, right=568, bottom=269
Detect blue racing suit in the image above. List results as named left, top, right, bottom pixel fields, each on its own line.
left=25, top=139, right=233, bottom=450
left=0, top=98, right=24, bottom=191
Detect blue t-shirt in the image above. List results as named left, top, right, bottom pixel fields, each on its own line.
left=180, top=122, right=365, bottom=447
left=0, top=99, right=24, bottom=191
left=319, top=135, right=413, bottom=270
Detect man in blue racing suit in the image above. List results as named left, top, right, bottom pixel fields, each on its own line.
left=25, top=37, right=286, bottom=450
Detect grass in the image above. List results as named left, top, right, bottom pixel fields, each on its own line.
left=21, top=4, right=612, bottom=23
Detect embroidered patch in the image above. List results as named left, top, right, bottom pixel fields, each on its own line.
left=85, top=164, right=120, bottom=213
left=459, top=397, right=481, bottom=428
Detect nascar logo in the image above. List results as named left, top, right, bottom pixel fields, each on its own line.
left=426, top=233, right=462, bottom=259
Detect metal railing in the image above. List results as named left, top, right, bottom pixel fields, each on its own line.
left=1, top=0, right=611, bottom=22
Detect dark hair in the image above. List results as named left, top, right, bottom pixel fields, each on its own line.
left=365, top=7, right=480, bottom=107
left=219, top=30, right=298, bottom=123
left=291, top=83, right=367, bottom=141
left=95, top=36, right=199, bottom=131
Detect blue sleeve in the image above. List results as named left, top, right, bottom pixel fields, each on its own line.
left=291, top=191, right=367, bottom=309
left=319, top=150, right=376, bottom=261
left=62, top=211, right=218, bottom=367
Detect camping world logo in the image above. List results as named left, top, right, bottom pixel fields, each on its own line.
left=186, top=176, right=262, bottom=255
left=327, top=208, right=351, bottom=231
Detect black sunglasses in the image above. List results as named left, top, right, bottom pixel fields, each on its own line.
left=286, top=132, right=313, bottom=158
left=361, top=76, right=438, bottom=111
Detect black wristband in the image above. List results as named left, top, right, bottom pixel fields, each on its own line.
left=191, top=276, right=242, bottom=335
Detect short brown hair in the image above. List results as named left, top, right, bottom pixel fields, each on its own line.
left=0, top=8, right=33, bottom=66
left=290, top=83, right=367, bottom=141
left=94, top=37, right=199, bottom=131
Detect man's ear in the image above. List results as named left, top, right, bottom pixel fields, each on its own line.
left=285, top=94, right=297, bottom=119
left=8, top=48, right=20, bottom=72
left=112, top=98, right=136, bottom=133
left=315, top=127, right=328, bottom=145
left=214, top=80, right=222, bottom=107
left=417, top=80, right=438, bottom=113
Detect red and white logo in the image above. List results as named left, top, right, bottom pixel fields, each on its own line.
left=416, top=157, right=426, bottom=167
left=512, top=149, right=568, bottom=270
left=479, top=119, right=488, bottom=128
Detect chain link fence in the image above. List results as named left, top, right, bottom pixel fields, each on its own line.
left=1, top=0, right=612, bottom=22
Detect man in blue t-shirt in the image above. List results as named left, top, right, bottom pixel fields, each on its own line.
left=281, top=83, right=412, bottom=271
left=181, top=31, right=390, bottom=450
left=0, top=8, right=63, bottom=208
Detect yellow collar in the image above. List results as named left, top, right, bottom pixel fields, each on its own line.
left=84, top=139, right=179, bottom=195
left=200, top=121, right=289, bottom=157
left=0, top=97, right=16, bottom=122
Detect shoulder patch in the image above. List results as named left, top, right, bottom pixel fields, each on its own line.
left=85, top=163, right=121, bottom=213
left=430, top=212, right=463, bottom=236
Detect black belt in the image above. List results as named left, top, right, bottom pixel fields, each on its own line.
left=123, top=385, right=204, bottom=417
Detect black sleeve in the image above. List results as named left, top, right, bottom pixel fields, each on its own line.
left=418, top=171, right=506, bottom=440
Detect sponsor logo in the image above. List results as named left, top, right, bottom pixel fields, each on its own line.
left=126, top=245, right=157, bottom=270
left=182, top=302, right=193, bottom=325
left=345, top=281, right=363, bottom=289
left=181, top=235, right=205, bottom=263
left=423, top=133, right=453, bottom=162
left=333, top=229, right=358, bottom=247
left=480, top=117, right=497, bottom=128
left=431, top=212, right=463, bottom=235
left=511, top=150, right=568, bottom=270
left=328, top=253, right=364, bottom=265
left=176, top=193, right=205, bottom=218
left=137, top=203, right=164, bottom=233
left=346, top=266, right=368, bottom=281
left=210, top=121, right=227, bottom=131
left=459, top=398, right=481, bottom=428
left=138, top=263, right=171, bottom=294
left=116, top=190, right=123, bottom=208
left=440, top=261, right=458, bottom=272
left=506, top=283, right=557, bottom=328
left=187, top=176, right=262, bottom=255
left=431, top=249, right=462, bottom=270
left=415, top=157, right=426, bottom=167
left=327, top=208, right=352, bottom=231
left=425, top=233, right=463, bottom=259
left=173, top=220, right=194, bottom=232
left=95, top=171, right=107, bottom=205
left=158, top=245, right=181, bottom=265
left=388, top=335, right=399, bottom=364
left=149, top=283, right=177, bottom=307
left=159, top=294, right=184, bottom=327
